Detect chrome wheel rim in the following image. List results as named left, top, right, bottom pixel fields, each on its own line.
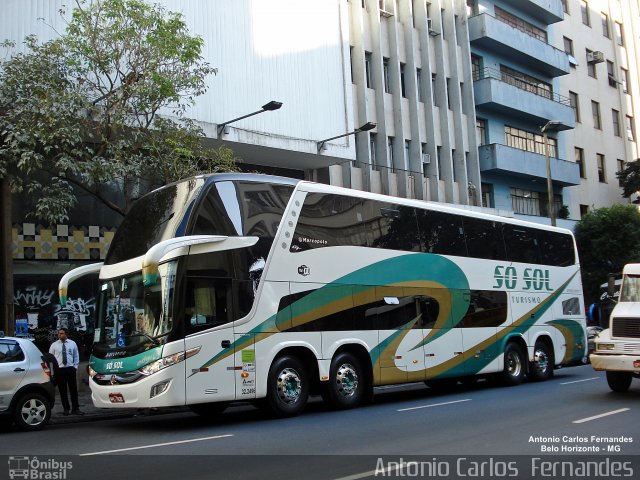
left=534, top=348, right=549, bottom=374
left=276, top=368, right=302, bottom=404
left=506, top=350, right=522, bottom=378
left=20, top=398, right=47, bottom=426
left=335, top=363, right=358, bottom=398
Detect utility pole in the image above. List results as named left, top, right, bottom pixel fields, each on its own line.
left=0, top=177, right=14, bottom=335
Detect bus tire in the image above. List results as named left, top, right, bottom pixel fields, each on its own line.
left=529, top=340, right=554, bottom=382
left=606, top=371, right=632, bottom=392
left=322, top=352, right=365, bottom=409
left=501, top=342, right=526, bottom=386
left=266, top=355, right=309, bottom=418
left=189, top=401, right=228, bottom=418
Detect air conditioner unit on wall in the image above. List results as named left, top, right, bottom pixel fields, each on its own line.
left=427, top=18, right=440, bottom=36
left=586, top=51, right=605, bottom=64
left=422, top=153, right=431, bottom=164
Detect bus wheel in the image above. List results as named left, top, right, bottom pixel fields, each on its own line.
left=606, top=371, right=632, bottom=392
left=189, top=402, right=228, bottom=418
left=501, top=343, right=526, bottom=386
left=529, top=341, right=553, bottom=382
left=266, top=356, right=309, bottom=417
left=322, top=352, right=365, bottom=409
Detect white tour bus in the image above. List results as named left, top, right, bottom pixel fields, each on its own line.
left=59, top=173, right=587, bottom=417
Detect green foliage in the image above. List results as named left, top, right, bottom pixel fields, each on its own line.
left=574, top=204, right=640, bottom=303
left=616, top=159, right=640, bottom=199
left=0, top=0, right=237, bottom=222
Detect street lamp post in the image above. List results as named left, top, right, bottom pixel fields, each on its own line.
left=217, top=100, right=283, bottom=137
left=317, top=122, right=376, bottom=153
left=541, top=121, right=563, bottom=227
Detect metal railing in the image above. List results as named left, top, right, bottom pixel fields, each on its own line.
left=474, top=67, right=571, bottom=106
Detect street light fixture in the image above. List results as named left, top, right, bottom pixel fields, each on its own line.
left=317, top=122, right=376, bottom=153
left=541, top=120, right=563, bottom=227
left=217, top=101, right=283, bottom=137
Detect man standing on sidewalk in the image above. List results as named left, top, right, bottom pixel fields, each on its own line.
left=49, top=328, right=84, bottom=416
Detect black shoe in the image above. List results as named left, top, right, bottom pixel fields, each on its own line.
left=62, top=410, right=70, bottom=416
left=71, top=409, right=84, bottom=415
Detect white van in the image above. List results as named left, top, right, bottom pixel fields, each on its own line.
left=590, top=263, right=640, bottom=392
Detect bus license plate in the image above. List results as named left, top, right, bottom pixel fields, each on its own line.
left=109, top=393, right=125, bottom=403
left=634, top=360, right=640, bottom=368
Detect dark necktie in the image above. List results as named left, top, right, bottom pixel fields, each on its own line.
left=62, top=341, right=67, bottom=366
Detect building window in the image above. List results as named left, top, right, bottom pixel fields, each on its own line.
left=612, top=109, right=621, bottom=136
left=618, top=159, right=625, bottom=187
left=575, top=147, right=586, bottom=178
left=607, top=60, right=617, bottom=87
left=416, top=68, right=423, bottom=102
left=601, top=12, right=610, bottom=38
left=561, top=0, right=569, bottom=14
left=400, top=62, right=407, bottom=97
left=505, top=126, right=557, bottom=158
left=466, top=0, right=477, bottom=17
left=481, top=183, right=492, bottom=208
left=621, top=67, right=630, bottom=93
left=596, top=153, right=606, bottom=182
left=626, top=115, right=635, bottom=140
left=614, top=21, right=623, bottom=45
left=500, top=65, right=552, bottom=100
left=580, top=205, right=589, bottom=218
left=370, top=133, right=377, bottom=164
left=581, top=1, right=590, bottom=26
left=592, top=101, right=601, bottom=129
left=383, top=57, right=390, bottom=93
left=446, top=78, right=452, bottom=109
left=494, top=7, right=547, bottom=42
left=404, top=140, right=410, bottom=171
left=569, top=91, right=580, bottom=122
left=563, top=36, right=574, bottom=55
left=471, top=55, right=481, bottom=81
left=586, top=50, right=597, bottom=78
left=365, top=51, right=372, bottom=88
left=476, top=119, right=487, bottom=146
left=388, top=137, right=395, bottom=170
left=510, top=188, right=541, bottom=216
left=431, top=73, right=437, bottom=106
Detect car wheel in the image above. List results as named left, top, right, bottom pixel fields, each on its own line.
left=266, top=356, right=309, bottom=418
left=13, top=393, right=51, bottom=431
left=606, top=371, right=632, bottom=392
left=501, top=343, right=526, bottom=386
left=321, top=352, right=366, bottom=409
left=529, top=341, right=554, bottom=382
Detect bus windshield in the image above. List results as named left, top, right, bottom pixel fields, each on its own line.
left=95, top=262, right=175, bottom=352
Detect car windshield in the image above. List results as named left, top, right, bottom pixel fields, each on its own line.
left=96, top=262, right=175, bottom=350
left=620, top=274, right=640, bottom=302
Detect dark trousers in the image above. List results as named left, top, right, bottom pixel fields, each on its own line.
left=57, top=367, right=79, bottom=411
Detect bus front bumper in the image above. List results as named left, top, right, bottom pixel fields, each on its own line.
left=90, top=370, right=185, bottom=408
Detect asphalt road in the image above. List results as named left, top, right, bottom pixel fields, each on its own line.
left=1, top=365, right=639, bottom=480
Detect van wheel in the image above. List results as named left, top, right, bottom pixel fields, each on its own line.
left=606, top=371, right=632, bottom=392
left=529, top=341, right=554, bottom=381
left=14, top=393, right=51, bottom=431
left=322, top=352, right=365, bottom=409
left=266, top=356, right=309, bottom=418
left=189, top=402, right=228, bottom=418
left=501, top=343, right=526, bottom=386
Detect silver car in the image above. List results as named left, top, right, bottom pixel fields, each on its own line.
left=0, top=335, right=56, bottom=431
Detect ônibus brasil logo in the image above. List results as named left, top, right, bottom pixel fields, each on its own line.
left=493, top=266, right=552, bottom=291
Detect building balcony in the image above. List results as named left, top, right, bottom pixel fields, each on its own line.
left=499, top=0, right=564, bottom=25
left=473, top=70, right=575, bottom=131
left=479, top=144, right=580, bottom=187
left=469, top=13, right=570, bottom=77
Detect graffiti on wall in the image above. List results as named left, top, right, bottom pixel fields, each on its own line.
left=13, top=275, right=99, bottom=357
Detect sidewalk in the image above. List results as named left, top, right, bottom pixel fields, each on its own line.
left=50, top=361, right=188, bottom=425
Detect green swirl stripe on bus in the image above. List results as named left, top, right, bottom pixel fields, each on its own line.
left=546, top=319, right=586, bottom=363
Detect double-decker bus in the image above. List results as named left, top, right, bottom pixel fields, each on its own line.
left=59, top=173, right=587, bottom=417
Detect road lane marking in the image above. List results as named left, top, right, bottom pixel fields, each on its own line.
left=572, top=408, right=630, bottom=424
left=79, top=434, right=234, bottom=456
left=560, top=377, right=599, bottom=385
left=397, top=398, right=471, bottom=412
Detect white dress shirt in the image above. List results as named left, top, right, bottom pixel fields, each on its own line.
left=49, top=338, right=80, bottom=369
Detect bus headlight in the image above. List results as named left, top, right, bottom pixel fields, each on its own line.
left=139, top=347, right=201, bottom=376
left=596, top=343, right=615, bottom=351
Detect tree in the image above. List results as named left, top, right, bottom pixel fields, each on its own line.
left=0, top=0, right=239, bottom=334
left=574, top=204, right=640, bottom=304
left=616, top=159, right=640, bottom=199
